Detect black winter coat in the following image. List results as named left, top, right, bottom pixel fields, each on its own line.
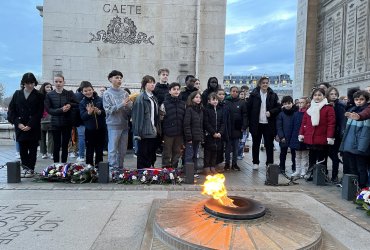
left=74, top=91, right=84, bottom=126
left=7, top=89, right=44, bottom=142
left=180, top=86, right=198, bottom=102
left=201, top=77, right=219, bottom=106
left=225, top=98, right=248, bottom=139
left=162, top=97, right=186, bottom=137
left=247, top=87, right=280, bottom=136
left=79, top=92, right=106, bottom=131
left=44, top=89, right=79, bottom=128
left=331, top=100, right=346, bottom=139
left=184, top=105, right=203, bottom=143
left=203, top=104, right=225, bottom=151
left=153, top=82, right=169, bottom=106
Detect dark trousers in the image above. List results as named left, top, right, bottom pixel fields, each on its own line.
left=162, top=135, right=183, bottom=168
left=204, top=148, right=218, bottom=169
left=279, top=146, right=296, bottom=172
left=184, top=141, right=200, bottom=171
left=225, top=138, right=239, bottom=165
left=308, top=147, right=328, bottom=173
left=52, top=126, right=72, bottom=163
left=328, top=138, right=341, bottom=179
left=137, top=137, right=158, bottom=169
left=343, top=152, right=368, bottom=188
left=19, top=140, right=38, bottom=170
left=85, top=128, right=105, bottom=166
left=216, top=141, right=225, bottom=165
left=40, top=130, right=53, bottom=155
left=251, top=123, right=274, bottom=165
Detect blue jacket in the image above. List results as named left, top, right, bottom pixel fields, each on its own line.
left=79, top=93, right=106, bottom=130
left=276, top=107, right=296, bottom=147
left=340, top=105, right=370, bottom=156
left=289, top=109, right=307, bottom=150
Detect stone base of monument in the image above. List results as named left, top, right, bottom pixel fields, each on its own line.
left=153, top=196, right=323, bottom=249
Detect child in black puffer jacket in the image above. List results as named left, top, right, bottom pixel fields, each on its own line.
left=79, top=81, right=106, bottom=167
left=203, top=93, right=225, bottom=175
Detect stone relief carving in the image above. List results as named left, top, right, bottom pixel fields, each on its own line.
left=89, top=16, right=154, bottom=45
left=317, top=0, right=369, bottom=84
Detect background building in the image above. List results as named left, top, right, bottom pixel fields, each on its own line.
left=37, top=0, right=226, bottom=91
left=224, top=74, right=293, bottom=100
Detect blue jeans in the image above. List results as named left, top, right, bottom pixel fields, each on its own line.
left=108, top=127, right=129, bottom=169
left=238, top=131, right=248, bottom=157
left=133, top=132, right=139, bottom=155
left=77, top=125, right=85, bottom=158
left=184, top=141, right=200, bottom=170
left=225, top=138, right=239, bottom=165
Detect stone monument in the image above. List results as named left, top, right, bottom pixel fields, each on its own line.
left=37, top=0, right=226, bottom=90
left=294, top=0, right=370, bottom=98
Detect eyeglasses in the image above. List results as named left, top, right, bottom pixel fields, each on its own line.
left=24, top=82, right=35, bottom=85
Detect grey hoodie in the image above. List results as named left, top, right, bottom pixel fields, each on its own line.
left=103, top=87, right=132, bottom=130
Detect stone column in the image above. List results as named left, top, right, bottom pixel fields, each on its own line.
left=197, top=0, right=226, bottom=90
left=294, top=0, right=319, bottom=98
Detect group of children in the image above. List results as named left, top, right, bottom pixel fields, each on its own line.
left=9, top=70, right=370, bottom=187
left=276, top=85, right=370, bottom=188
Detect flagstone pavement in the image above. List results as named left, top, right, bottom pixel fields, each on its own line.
left=0, top=138, right=369, bottom=249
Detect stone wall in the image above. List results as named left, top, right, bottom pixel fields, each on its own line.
left=41, top=0, right=226, bottom=90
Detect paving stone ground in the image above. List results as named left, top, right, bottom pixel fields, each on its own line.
left=0, top=139, right=369, bottom=249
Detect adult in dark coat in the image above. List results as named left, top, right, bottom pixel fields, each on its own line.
left=201, top=77, right=219, bottom=106
left=7, top=73, right=44, bottom=176
left=247, top=77, right=281, bottom=169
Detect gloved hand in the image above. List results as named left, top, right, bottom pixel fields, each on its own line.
left=327, top=138, right=335, bottom=145
left=298, top=135, right=304, bottom=142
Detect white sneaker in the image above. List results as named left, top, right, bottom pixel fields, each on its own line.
left=42, top=154, right=48, bottom=159
left=76, top=157, right=85, bottom=162
left=21, top=168, right=35, bottom=178
left=252, top=164, right=259, bottom=170
left=69, top=152, right=76, bottom=158
left=50, top=155, right=53, bottom=160
left=291, top=171, right=301, bottom=177
left=15, top=152, right=20, bottom=159
left=300, top=169, right=307, bottom=178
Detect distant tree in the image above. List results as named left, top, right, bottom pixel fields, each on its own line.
left=0, top=83, right=4, bottom=106
left=3, top=96, right=12, bottom=107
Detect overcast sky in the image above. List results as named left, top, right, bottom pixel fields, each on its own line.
left=0, top=0, right=297, bottom=96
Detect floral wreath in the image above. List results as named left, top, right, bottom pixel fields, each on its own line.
left=39, top=163, right=183, bottom=185
left=355, top=187, right=370, bottom=216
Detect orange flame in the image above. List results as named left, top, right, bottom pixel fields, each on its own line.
left=202, top=174, right=236, bottom=207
